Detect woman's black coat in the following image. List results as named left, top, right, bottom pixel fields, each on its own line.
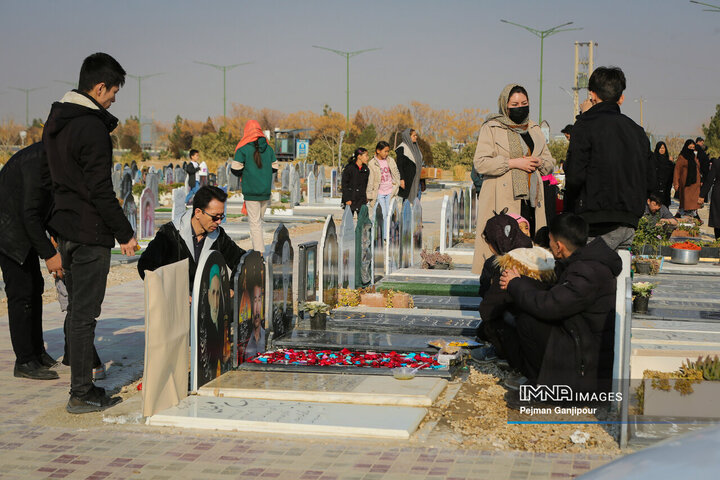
left=341, top=162, right=369, bottom=211
left=700, top=160, right=720, bottom=228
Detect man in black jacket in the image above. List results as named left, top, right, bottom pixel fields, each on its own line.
left=43, top=52, right=137, bottom=414
left=696, top=137, right=711, bottom=184
left=500, top=214, right=621, bottom=394
left=138, top=186, right=246, bottom=288
left=184, top=149, right=201, bottom=204
left=0, top=143, right=62, bottom=380
left=564, top=66, right=655, bottom=250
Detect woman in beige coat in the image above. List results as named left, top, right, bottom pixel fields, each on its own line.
left=472, top=84, right=555, bottom=274
left=366, top=141, right=401, bottom=219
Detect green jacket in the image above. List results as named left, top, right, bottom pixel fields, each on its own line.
left=233, top=137, right=275, bottom=201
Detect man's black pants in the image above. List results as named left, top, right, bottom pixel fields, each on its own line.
left=57, top=239, right=110, bottom=397
left=0, top=249, right=46, bottom=364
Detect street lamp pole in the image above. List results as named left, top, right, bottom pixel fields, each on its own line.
left=500, top=20, right=581, bottom=124
left=128, top=73, right=162, bottom=148
left=9, top=86, right=45, bottom=126
left=194, top=61, right=252, bottom=121
left=690, top=0, right=720, bottom=12
left=312, top=45, right=381, bottom=131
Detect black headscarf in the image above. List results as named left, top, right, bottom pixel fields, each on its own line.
left=654, top=141, right=669, bottom=162
left=482, top=209, right=533, bottom=256
left=679, top=139, right=698, bottom=186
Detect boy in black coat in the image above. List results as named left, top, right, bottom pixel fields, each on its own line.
left=500, top=214, right=621, bottom=393
left=564, top=66, right=655, bottom=250
left=138, top=186, right=246, bottom=288
left=0, top=143, right=62, bottom=380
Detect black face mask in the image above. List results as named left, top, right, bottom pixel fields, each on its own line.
left=508, top=106, right=529, bottom=124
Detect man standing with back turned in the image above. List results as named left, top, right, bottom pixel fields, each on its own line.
left=43, top=52, right=137, bottom=413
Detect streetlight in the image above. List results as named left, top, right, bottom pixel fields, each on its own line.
left=634, top=97, right=647, bottom=128
left=194, top=60, right=252, bottom=121
left=55, top=80, right=77, bottom=89
left=128, top=73, right=163, bottom=148
left=9, top=86, right=45, bottom=126
left=690, top=0, right=720, bottom=12
left=500, top=19, right=582, bottom=124
left=312, top=45, right=381, bottom=131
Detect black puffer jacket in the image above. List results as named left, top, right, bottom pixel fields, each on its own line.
left=565, top=102, right=655, bottom=230
left=0, top=142, right=57, bottom=264
left=43, top=91, right=134, bottom=247
left=341, top=162, right=369, bottom=210
left=507, top=238, right=622, bottom=392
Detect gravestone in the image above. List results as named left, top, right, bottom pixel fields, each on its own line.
left=140, top=188, right=155, bottom=239
left=114, top=163, right=121, bottom=171
left=208, top=173, right=217, bottom=186
left=452, top=191, right=459, bottom=247
left=307, top=171, right=317, bottom=204
left=190, top=251, right=232, bottom=391
left=281, top=167, right=290, bottom=190
left=121, top=172, right=133, bottom=200
left=338, top=206, right=356, bottom=290
left=385, top=198, right=401, bottom=276
left=228, top=163, right=240, bottom=191
left=165, top=167, right=174, bottom=185
left=465, top=186, right=472, bottom=234
left=412, top=200, right=423, bottom=266
left=458, top=190, right=465, bottom=235
left=298, top=241, right=318, bottom=305
left=471, top=188, right=477, bottom=234
left=123, top=191, right=137, bottom=234
left=172, top=188, right=186, bottom=223
left=112, top=170, right=122, bottom=198
left=440, top=195, right=451, bottom=252
left=233, top=251, right=266, bottom=365
left=267, top=224, right=294, bottom=342
left=317, top=167, right=325, bottom=199
left=330, top=169, right=338, bottom=197
left=355, top=205, right=373, bottom=287
left=400, top=199, right=413, bottom=268
left=372, top=203, right=384, bottom=283
left=298, top=161, right=305, bottom=178
left=146, top=172, right=159, bottom=206
left=289, top=167, right=300, bottom=206
left=329, top=310, right=481, bottom=336
left=156, top=167, right=164, bottom=183
left=217, top=166, right=227, bottom=187
left=318, top=215, right=338, bottom=307
left=123, top=165, right=131, bottom=179
left=134, top=169, right=142, bottom=184
left=131, top=161, right=138, bottom=178
left=175, top=166, right=185, bottom=185
left=310, top=162, right=317, bottom=176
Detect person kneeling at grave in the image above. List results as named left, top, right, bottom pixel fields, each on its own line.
left=474, top=210, right=555, bottom=366
left=498, top=213, right=621, bottom=394
left=138, top=186, right=246, bottom=288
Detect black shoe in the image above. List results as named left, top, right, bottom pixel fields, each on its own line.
left=503, top=374, right=529, bottom=391
left=38, top=352, right=59, bottom=368
left=470, top=345, right=498, bottom=364
left=14, top=360, right=59, bottom=380
left=66, top=386, right=121, bottom=414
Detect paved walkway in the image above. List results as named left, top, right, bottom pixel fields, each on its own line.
left=0, top=187, right=619, bottom=479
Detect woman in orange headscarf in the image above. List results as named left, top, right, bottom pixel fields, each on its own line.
left=231, top=120, right=278, bottom=252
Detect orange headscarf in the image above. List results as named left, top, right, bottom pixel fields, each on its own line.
left=234, top=120, right=265, bottom=152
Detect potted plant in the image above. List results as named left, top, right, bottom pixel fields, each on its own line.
left=632, top=281, right=656, bottom=314
left=299, top=301, right=330, bottom=330
left=420, top=249, right=454, bottom=270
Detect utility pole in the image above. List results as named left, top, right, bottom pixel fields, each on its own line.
left=194, top=60, right=252, bottom=121
left=9, top=86, right=45, bottom=126
left=128, top=73, right=162, bottom=149
left=500, top=20, right=581, bottom=124
left=634, top=97, right=646, bottom=128
left=312, top=45, right=381, bottom=131
left=572, top=41, right=597, bottom=116
left=690, top=0, right=720, bottom=12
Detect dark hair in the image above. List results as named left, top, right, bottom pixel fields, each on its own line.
left=533, top=226, right=550, bottom=249
left=253, top=141, right=262, bottom=169
left=648, top=193, right=663, bottom=205
left=508, top=85, right=528, bottom=100
left=588, top=66, right=626, bottom=103
left=375, top=141, right=391, bottom=153
left=548, top=213, right=588, bottom=250
left=78, top=52, right=126, bottom=93
left=193, top=186, right=228, bottom=211
left=189, top=149, right=199, bottom=158
left=696, top=137, right=704, bottom=143
left=348, top=147, right=368, bottom=164
left=561, top=124, right=573, bottom=135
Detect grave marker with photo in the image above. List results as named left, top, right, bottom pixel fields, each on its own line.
left=123, top=191, right=137, bottom=234
left=385, top=197, right=401, bottom=275
left=267, top=224, right=294, bottom=342
left=355, top=205, right=373, bottom=287
left=318, top=215, right=338, bottom=307
left=233, top=251, right=266, bottom=366
left=298, top=241, right=318, bottom=305
left=147, top=172, right=159, bottom=206
left=372, top=203, right=384, bottom=283
left=121, top=172, right=133, bottom=200
left=338, top=206, right=356, bottom=289
left=140, top=187, right=156, bottom=239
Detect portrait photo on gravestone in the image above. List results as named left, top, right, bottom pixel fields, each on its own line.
left=234, top=251, right=266, bottom=363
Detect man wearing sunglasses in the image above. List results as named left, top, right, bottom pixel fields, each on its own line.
left=138, top=186, right=246, bottom=288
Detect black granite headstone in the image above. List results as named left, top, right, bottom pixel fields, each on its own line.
left=319, top=215, right=338, bottom=307
left=355, top=205, right=372, bottom=287
left=385, top=198, right=401, bottom=275
left=373, top=203, right=384, bottom=282
left=452, top=191, right=459, bottom=247
left=120, top=172, right=132, bottom=200
left=412, top=200, right=423, bottom=265
left=400, top=199, right=412, bottom=268
left=122, top=191, right=137, bottom=233
left=268, top=224, right=294, bottom=341
left=233, top=250, right=266, bottom=365
left=297, top=241, right=318, bottom=305
left=191, top=250, right=232, bottom=390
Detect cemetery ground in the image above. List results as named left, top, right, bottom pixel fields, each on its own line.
left=4, top=184, right=720, bottom=478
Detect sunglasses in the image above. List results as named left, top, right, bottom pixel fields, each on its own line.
left=201, top=209, right=225, bottom=222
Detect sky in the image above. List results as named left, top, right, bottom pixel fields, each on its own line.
left=1, top=0, right=719, bottom=137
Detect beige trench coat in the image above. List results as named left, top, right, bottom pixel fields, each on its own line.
left=471, top=120, right=555, bottom=274
left=366, top=156, right=400, bottom=207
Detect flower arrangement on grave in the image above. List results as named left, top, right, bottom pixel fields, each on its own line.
left=632, top=282, right=656, bottom=298
left=671, top=241, right=702, bottom=251
left=383, top=289, right=415, bottom=308
left=337, top=288, right=361, bottom=307
left=631, top=216, right=667, bottom=256
left=248, top=348, right=442, bottom=369
left=420, top=249, right=454, bottom=269
left=299, top=301, right=330, bottom=316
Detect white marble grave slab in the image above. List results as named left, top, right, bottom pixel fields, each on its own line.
left=198, top=371, right=447, bottom=406
left=148, top=395, right=427, bottom=439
